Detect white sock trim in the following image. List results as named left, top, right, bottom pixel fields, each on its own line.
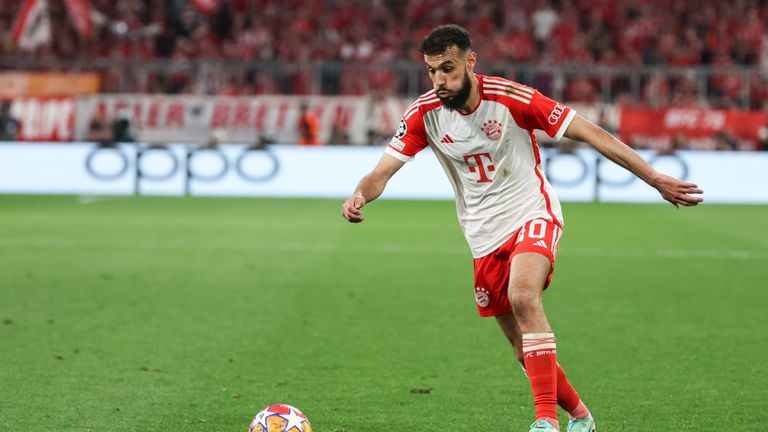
left=522, top=332, right=555, bottom=339
left=523, top=342, right=557, bottom=352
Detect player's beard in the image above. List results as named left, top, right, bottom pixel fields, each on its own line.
left=437, top=69, right=472, bottom=111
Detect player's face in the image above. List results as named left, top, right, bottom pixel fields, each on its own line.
left=425, top=46, right=475, bottom=111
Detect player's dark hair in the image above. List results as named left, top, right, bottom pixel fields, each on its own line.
left=420, top=24, right=472, bottom=56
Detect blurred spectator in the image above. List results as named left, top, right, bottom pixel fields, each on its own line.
left=532, top=2, right=559, bottom=53
left=297, top=103, right=320, bottom=146
left=0, top=100, right=21, bottom=141
left=203, top=128, right=227, bottom=149
left=86, top=112, right=112, bottom=145
left=660, top=133, right=689, bottom=155
left=757, top=113, right=768, bottom=151
left=111, top=109, right=135, bottom=143
left=328, top=121, right=350, bottom=146
left=597, top=108, right=617, bottom=135
left=714, top=130, right=738, bottom=151
left=247, top=135, right=273, bottom=150
left=86, top=110, right=138, bottom=146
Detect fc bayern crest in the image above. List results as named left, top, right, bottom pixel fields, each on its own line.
left=474, top=287, right=490, bottom=307
left=480, top=120, right=502, bottom=140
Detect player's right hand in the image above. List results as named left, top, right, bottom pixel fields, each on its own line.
left=341, top=194, right=366, bottom=223
left=652, top=173, right=704, bottom=208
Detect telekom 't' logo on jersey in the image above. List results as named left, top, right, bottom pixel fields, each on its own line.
left=463, top=153, right=495, bottom=183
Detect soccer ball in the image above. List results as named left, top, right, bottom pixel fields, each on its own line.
left=248, top=404, right=312, bottom=432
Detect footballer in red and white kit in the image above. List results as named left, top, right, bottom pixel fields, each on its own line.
left=386, top=75, right=569, bottom=261
left=342, top=25, right=703, bottom=432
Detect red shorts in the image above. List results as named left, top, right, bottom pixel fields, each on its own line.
left=473, top=219, right=563, bottom=317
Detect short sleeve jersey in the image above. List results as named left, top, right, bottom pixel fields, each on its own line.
left=385, top=74, right=576, bottom=258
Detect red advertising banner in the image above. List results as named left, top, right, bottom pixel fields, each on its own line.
left=3, top=94, right=619, bottom=145
left=9, top=96, right=76, bottom=141
left=620, top=106, right=766, bottom=150
left=0, top=72, right=100, bottom=96
left=74, top=95, right=387, bottom=145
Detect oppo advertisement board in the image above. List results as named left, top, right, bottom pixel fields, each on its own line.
left=0, top=143, right=766, bottom=204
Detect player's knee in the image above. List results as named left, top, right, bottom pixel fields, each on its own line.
left=508, top=290, right=540, bottom=320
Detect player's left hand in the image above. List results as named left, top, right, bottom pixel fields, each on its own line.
left=653, top=173, right=704, bottom=208
left=341, top=194, right=367, bottom=222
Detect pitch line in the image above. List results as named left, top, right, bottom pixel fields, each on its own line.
left=77, top=195, right=129, bottom=205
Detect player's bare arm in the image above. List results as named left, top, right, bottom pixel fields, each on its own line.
left=564, top=115, right=704, bottom=207
left=341, top=153, right=405, bottom=223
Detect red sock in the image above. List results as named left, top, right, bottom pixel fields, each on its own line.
left=556, top=363, right=591, bottom=419
left=522, top=333, right=558, bottom=428
left=556, top=363, right=580, bottom=412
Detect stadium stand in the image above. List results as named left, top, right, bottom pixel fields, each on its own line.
left=2, top=0, right=768, bottom=108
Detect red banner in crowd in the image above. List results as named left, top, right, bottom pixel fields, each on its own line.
left=9, top=96, right=76, bottom=141
left=63, top=0, right=92, bottom=39
left=11, top=0, right=52, bottom=50
left=620, top=106, right=766, bottom=149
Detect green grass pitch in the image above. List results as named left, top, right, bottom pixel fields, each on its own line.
left=1, top=195, right=766, bottom=431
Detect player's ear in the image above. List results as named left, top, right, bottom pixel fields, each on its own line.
left=466, top=51, right=477, bottom=72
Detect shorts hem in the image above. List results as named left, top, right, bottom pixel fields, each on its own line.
left=477, top=307, right=512, bottom=317
left=509, top=247, right=556, bottom=264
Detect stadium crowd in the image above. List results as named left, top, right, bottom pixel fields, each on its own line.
left=3, top=0, right=768, bottom=66
left=2, top=0, right=768, bottom=107
left=3, top=0, right=768, bottom=150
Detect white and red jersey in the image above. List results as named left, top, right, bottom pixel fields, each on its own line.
left=385, top=74, right=576, bottom=258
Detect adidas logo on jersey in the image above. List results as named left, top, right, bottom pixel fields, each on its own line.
left=440, top=134, right=454, bottom=143
left=534, top=240, right=548, bottom=248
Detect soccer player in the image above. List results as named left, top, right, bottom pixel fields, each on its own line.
left=341, top=25, right=703, bottom=432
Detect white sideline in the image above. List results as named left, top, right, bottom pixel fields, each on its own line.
left=0, top=237, right=765, bottom=261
